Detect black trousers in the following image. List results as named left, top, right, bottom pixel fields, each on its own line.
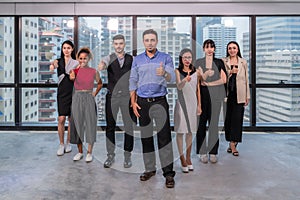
left=225, top=91, right=245, bottom=143
left=196, top=86, right=223, bottom=155
left=137, top=96, right=175, bottom=178
left=105, top=94, right=136, bottom=157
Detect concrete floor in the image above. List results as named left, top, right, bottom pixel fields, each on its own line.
left=0, top=131, right=299, bottom=200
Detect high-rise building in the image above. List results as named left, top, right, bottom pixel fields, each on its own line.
left=38, top=17, right=73, bottom=122
left=22, top=18, right=39, bottom=122
left=203, top=24, right=237, bottom=58
left=0, top=17, right=14, bottom=122
left=96, top=17, right=191, bottom=125
left=256, top=17, right=300, bottom=123
left=196, top=17, right=221, bottom=58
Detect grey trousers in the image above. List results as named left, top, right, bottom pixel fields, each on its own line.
left=70, top=91, right=97, bottom=144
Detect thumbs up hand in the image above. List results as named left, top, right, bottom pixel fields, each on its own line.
left=186, top=71, right=191, bottom=82
left=49, top=60, right=58, bottom=71
left=156, top=62, right=165, bottom=76
left=98, top=60, right=106, bottom=71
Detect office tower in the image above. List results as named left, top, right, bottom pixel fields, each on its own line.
left=95, top=17, right=191, bottom=125
left=37, top=17, right=73, bottom=122
left=256, top=17, right=300, bottom=123
left=203, top=23, right=237, bottom=58
left=0, top=17, right=14, bottom=122
left=196, top=17, right=221, bottom=58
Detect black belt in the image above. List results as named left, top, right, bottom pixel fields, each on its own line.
left=138, top=96, right=166, bottom=103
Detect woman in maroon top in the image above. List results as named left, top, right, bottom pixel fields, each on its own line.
left=69, top=47, right=102, bottom=162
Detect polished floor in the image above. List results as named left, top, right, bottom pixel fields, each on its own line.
left=0, top=131, right=299, bottom=200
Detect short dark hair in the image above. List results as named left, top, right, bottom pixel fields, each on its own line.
left=113, top=34, right=125, bottom=41
left=143, top=29, right=158, bottom=40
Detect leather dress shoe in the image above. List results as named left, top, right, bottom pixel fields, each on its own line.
left=103, top=155, right=115, bottom=168
left=124, top=156, right=132, bottom=168
left=139, top=171, right=156, bottom=181
left=165, top=176, right=175, bottom=188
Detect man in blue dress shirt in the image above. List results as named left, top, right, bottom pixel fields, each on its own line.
left=129, top=29, right=176, bottom=188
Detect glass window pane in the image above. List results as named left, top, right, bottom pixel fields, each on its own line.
left=21, top=17, right=74, bottom=83
left=137, top=17, right=191, bottom=125
left=0, top=88, right=15, bottom=123
left=21, top=87, right=106, bottom=125
left=78, top=17, right=133, bottom=126
left=256, top=88, right=300, bottom=124
left=137, top=17, right=192, bottom=67
left=195, top=17, right=250, bottom=127
left=256, top=17, right=300, bottom=84
left=0, top=17, right=14, bottom=83
left=22, top=88, right=57, bottom=123
left=78, top=17, right=133, bottom=84
left=196, top=17, right=250, bottom=59
left=96, top=88, right=107, bottom=126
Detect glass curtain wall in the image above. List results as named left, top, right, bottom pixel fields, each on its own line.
left=256, top=16, right=300, bottom=125
left=1, top=15, right=300, bottom=128
left=0, top=17, right=14, bottom=123
left=136, top=16, right=192, bottom=124
left=195, top=17, right=250, bottom=125
left=78, top=17, right=133, bottom=125
left=21, top=17, right=74, bottom=123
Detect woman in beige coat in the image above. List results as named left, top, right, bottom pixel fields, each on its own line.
left=223, top=41, right=250, bottom=156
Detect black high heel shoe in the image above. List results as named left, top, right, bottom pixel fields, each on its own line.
left=232, top=142, right=239, bottom=156
left=227, top=142, right=238, bottom=153
left=232, top=150, right=239, bottom=156
left=227, top=145, right=232, bottom=153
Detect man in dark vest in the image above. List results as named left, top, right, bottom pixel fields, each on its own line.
left=98, top=34, right=136, bottom=168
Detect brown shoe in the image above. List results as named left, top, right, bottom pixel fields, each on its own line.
left=165, top=176, right=175, bottom=188
left=139, top=171, right=156, bottom=181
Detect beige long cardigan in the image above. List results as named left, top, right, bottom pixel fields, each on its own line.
left=222, top=56, right=250, bottom=104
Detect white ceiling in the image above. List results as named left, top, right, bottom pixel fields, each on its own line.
left=0, top=1, right=299, bottom=15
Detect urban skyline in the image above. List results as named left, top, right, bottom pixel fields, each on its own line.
left=0, top=16, right=299, bottom=125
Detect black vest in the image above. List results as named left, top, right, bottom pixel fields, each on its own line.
left=107, top=53, right=133, bottom=96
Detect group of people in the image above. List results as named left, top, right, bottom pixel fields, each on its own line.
left=50, top=29, right=250, bottom=189
left=50, top=42, right=102, bottom=162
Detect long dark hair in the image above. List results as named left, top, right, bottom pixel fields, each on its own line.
left=178, top=48, right=194, bottom=71
left=203, top=39, right=216, bottom=58
left=60, top=40, right=76, bottom=59
left=226, top=41, right=242, bottom=58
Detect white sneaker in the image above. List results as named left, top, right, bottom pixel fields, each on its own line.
left=209, top=154, right=218, bottom=163
left=200, top=154, right=208, bottom=163
left=86, top=153, right=93, bottom=163
left=65, top=143, right=72, bottom=153
left=57, top=144, right=65, bottom=156
left=73, top=153, right=83, bottom=161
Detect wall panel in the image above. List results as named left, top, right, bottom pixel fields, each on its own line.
left=0, top=2, right=298, bottom=15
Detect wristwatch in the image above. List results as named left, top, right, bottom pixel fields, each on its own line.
left=163, top=71, right=168, bottom=78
